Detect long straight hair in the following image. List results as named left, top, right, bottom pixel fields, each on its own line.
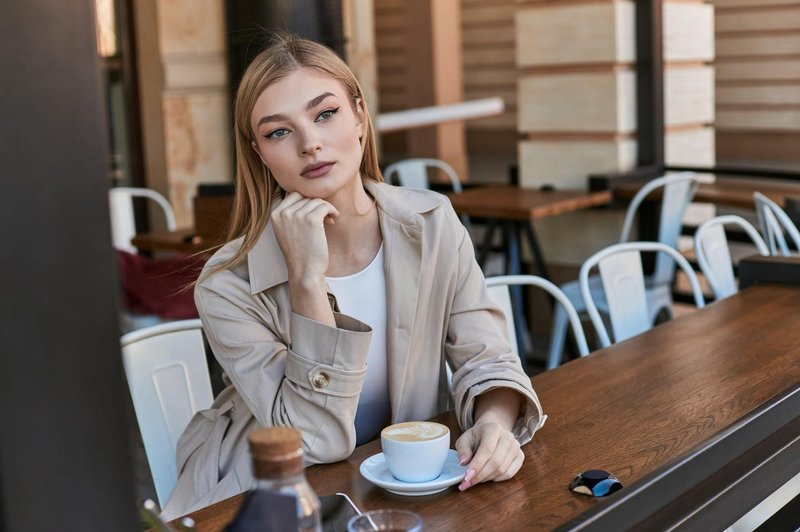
left=202, top=33, right=383, bottom=280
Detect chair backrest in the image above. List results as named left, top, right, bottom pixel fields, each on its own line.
left=109, top=187, right=177, bottom=253
left=580, top=242, right=705, bottom=348
left=620, top=172, right=700, bottom=285
left=694, top=215, right=769, bottom=300
left=753, top=192, right=800, bottom=256
left=485, top=275, right=590, bottom=357
left=120, top=319, right=213, bottom=506
left=383, top=158, right=463, bottom=193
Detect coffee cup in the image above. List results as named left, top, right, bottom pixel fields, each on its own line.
left=380, top=421, right=450, bottom=483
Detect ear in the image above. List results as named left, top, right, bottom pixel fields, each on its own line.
left=251, top=140, right=268, bottom=166
left=354, top=98, right=366, bottom=139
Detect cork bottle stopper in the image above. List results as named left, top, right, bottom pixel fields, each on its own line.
left=248, top=427, right=304, bottom=478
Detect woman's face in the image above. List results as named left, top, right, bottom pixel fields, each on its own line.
left=250, top=67, right=366, bottom=202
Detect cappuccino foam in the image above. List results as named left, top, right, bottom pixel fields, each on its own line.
left=382, top=421, right=448, bottom=442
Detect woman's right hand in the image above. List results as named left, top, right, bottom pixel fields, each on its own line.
left=271, top=192, right=340, bottom=283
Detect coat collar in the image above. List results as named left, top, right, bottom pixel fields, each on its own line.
left=246, top=180, right=440, bottom=294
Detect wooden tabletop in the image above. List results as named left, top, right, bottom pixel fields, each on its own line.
left=179, top=284, right=800, bottom=531
left=130, top=228, right=222, bottom=254
left=613, top=176, right=800, bottom=209
left=446, top=186, right=612, bottom=221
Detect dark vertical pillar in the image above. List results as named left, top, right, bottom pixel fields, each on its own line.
left=0, top=1, right=137, bottom=530
left=636, top=0, right=665, bottom=170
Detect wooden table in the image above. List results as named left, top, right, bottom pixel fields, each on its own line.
left=613, top=175, right=800, bottom=209
left=131, top=228, right=222, bottom=254
left=180, top=284, right=800, bottom=531
left=447, top=186, right=611, bottom=278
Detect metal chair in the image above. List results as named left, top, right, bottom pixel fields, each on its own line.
left=383, top=158, right=472, bottom=234
left=753, top=192, right=800, bottom=256
left=121, top=319, right=213, bottom=506
left=109, top=187, right=176, bottom=253
left=546, top=172, right=700, bottom=368
left=485, top=275, right=589, bottom=360
left=694, top=215, right=769, bottom=301
left=580, top=242, right=705, bottom=348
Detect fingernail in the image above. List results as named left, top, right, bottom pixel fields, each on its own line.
left=464, top=469, right=476, bottom=483
left=458, top=481, right=471, bottom=491
left=458, top=455, right=468, bottom=466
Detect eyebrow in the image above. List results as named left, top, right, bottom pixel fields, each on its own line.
left=257, top=92, right=337, bottom=127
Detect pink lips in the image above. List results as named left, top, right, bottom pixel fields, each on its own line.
left=301, top=161, right=334, bottom=179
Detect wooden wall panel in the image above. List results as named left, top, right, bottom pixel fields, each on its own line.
left=518, top=70, right=636, bottom=133
left=666, top=127, right=716, bottom=167
left=715, top=0, right=800, bottom=6
left=717, top=84, right=800, bottom=105
left=714, top=0, right=800, bottom=167
left=516, top=2, right=635, bottom=67
left=717, top=6, right=800, bottom=32
left=716, top=33, right=800, bottom=56
left=462, top=0, right=517, bottom=151
left=665, top=66, right=716, bottom=126
left=716, top=58, right=800, bottom=80
left=374, top=0, right=407, bottom=112
left=664, top=2, right=715, bottom=62
left=716, top=109, right=800, bottom=130
left=519, top=138, right=637, bottom=189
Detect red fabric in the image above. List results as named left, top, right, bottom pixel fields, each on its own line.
left=116, top=250, right=204, bottom=319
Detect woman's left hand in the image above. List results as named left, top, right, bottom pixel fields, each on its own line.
left=454, top=421, right=524, bottom=491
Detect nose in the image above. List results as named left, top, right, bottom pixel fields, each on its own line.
left=298, top=126, right=322, bottom=156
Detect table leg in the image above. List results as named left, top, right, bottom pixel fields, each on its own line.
left=503, top=222, right=529, bottom=368
left=524, top=221, right=551, bottom=281
left=477, top=219, right=499, bottom=269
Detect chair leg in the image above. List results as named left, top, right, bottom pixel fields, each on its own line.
left=547, top=305, right=569, bottom=370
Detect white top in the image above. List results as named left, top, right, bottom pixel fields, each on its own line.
left=326, top=244, right=389, bottom=444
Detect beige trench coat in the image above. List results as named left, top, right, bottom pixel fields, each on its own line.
left=162, top=181, right=544, bottom=519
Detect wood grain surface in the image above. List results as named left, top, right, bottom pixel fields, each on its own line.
left=446, top=186, right=612, bottom=220
left=179, top=284, right=800, bottom=531
left=613, top=176, right=800, bottom=209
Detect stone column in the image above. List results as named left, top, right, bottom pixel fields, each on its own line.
left=135, top=0, right=232, bottom=228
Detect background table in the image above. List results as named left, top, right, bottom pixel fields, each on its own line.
left=180, top=284, right=800, bottom=531
left=613, top=175, right=800, bottom=209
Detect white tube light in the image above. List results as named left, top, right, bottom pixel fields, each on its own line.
left=375, top=97, right=504, bottom=133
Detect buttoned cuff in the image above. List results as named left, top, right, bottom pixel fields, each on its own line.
left=285, top=312, right=372, bottom=396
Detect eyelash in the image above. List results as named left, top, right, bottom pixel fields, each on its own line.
left=264, top=107, right=340, bottom=140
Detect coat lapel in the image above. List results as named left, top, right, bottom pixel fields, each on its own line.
left=365, top=181, right=439, bottom=420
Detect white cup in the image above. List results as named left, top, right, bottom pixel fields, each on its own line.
left=380, top=421, right=450, bottom=483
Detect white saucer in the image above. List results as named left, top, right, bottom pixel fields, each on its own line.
left=359, top=449, right=467, bottom=496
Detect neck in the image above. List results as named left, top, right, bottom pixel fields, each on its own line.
left=324, top=177, right=382, bottom=276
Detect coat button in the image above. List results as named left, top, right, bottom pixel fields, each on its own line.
left=312, top=371, right=330, bottom=388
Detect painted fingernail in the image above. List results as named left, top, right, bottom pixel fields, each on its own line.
left=464, top=469, right=476, bottom=483
left=458, top=480, right=471, bottom=491
left=458, top=455, right=469, bottom=466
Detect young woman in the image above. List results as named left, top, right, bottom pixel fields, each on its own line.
left=162, top=34, right=544, bottom=519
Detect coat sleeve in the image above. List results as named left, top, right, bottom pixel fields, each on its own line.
left=444, top=211, right=545, bottom=445
left=195, top=273, right=372, bottom=464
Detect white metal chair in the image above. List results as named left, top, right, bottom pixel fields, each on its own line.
left=753, top=192, right=800, bottom=256
left=383, top=158, right=472, bottom=234
left=485, top=275, right=589, bottom=359
left=546, top=172, right=700, bottom=368
left=580, top=242, right=705, bottom=348
left=446, top=275, right=589, bottom=395
left=694, top=215, right=769, bottom=301
left=109, top=187, right=177, bottom=253
left=121, top=319, right=213, bottom=506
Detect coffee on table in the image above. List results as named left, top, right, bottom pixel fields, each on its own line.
left=380, top=421, right=450, bottom=483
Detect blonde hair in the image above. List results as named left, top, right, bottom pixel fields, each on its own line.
left=203, top=33, right=383, bottom=280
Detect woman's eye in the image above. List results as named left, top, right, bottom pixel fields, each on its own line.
left=265, top=128, right=289, bottom=139
left=315, top=107, right=339, bottom=122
